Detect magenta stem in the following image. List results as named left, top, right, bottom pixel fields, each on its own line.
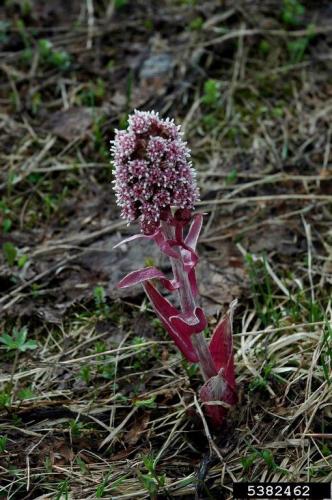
left=161, top=221, right=216, bottom=380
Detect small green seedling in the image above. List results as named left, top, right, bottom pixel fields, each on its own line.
left=20, top=47, right=33, bottom=64
left=16, top=19, right=30, bottom=47
left=0, top=327, right=37, bottom=389
left=31, top=91, right=42, bottom=114
left=20, top=0, right=32, bottom=17
left=69, top=419, right=84, bottom=438
left=44, top=456, right=52, bottom=473
left=17, top=255, right=28, bottom=268
left=225, top=168, right=238, bottom=185
left=3, top=242, right=17, bottom=266
left=202, top=79, right=221, bottom=107
left=96, top=471, right=111, bottom=498
left=138, top=454, right=166, bottom=498
left=287, top=23, right=315, bottom=64
left=241, top=452, right=258, bottom=472
left=242, top=443, right=289, bottom=476
left=38, top=38, right=71, bottom=70
left=182, top=359, right=199, bottom=379
left=144, top=256, right=155, bottom=268
left=0, top=435, right=8, bottom=453
left=0, top=391, right=11, bottom=408
left=131, top=336, right=149, bottom=370
left=249, top=361, right=275, bottom=392
left=281, top=0, right=305, bottom=26
left=101, top=361, right=116, bottom=380
left=259, top=39, right=270, bottom=55
left=93, top=285, right=106, bottom=305
left=94, top=340, right=107, bottom=355
left=133, top=395, right=157, bottom=409
left=3, top=242, right=28, bottom=268
left=38, top=39, right=52, bottom=58
left=189, top=16, right=204, bottom=31
left=321, top=444, right=331, bottom=457
left=0, top=326, right=37, bottom=352
left=144, top=19, right=154, bottom=31
left=76, top=456, right=89, bottom=475
left=79, top=365, right=91, bottom=384
left=55, top=479, right=69, bottom=500
left=2, top=218, right=12, bottom=234
left=201, top=113, right=219, bottom=131
left=93, top=285, right=110, bottom=316
left=50, top=50, right=70, bottom=70
left=17, top=387, right=34, bottom=401
left=114, top=0, right=127, bottom=8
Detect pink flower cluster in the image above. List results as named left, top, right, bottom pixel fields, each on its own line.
left=111, top=110, right=199, bottom=234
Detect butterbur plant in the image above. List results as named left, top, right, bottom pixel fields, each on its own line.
left=111, top=110, right=237, bottom=426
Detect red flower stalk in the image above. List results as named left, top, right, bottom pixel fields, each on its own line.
left=111, top=110, right=237, bottom=426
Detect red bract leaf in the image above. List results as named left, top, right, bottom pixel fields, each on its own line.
left=153, top=230, right=180, bottom=259
left=199, top=369, right=237, bottom=426
left=170, top=307, right=207, bottom=335
left=185, top=214, right=203, bottom=250
left=113, top=233, right=146, bottom=249
left=113, top=229, right=179, bottom=259
left=209, top=300, right=237, bottom=388
left=143, top=282, right=199, bottom=363
left=117, top=267, right=179, bottom=292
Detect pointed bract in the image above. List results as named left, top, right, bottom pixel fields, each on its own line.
left=143, top=282, right=199, bottom=362
left=117, top=266, right=179, bottom=292
left=184, top=214, right=203, bottom=250
left=208, top=300, right=237, bottom=389
left=199, top=368, right=237, bottom=426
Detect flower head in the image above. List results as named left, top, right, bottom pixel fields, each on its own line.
left=111, top=110, right=199, bottom=234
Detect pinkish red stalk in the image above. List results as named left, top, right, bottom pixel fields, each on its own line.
left=111, top=110, right=237, bottom=426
